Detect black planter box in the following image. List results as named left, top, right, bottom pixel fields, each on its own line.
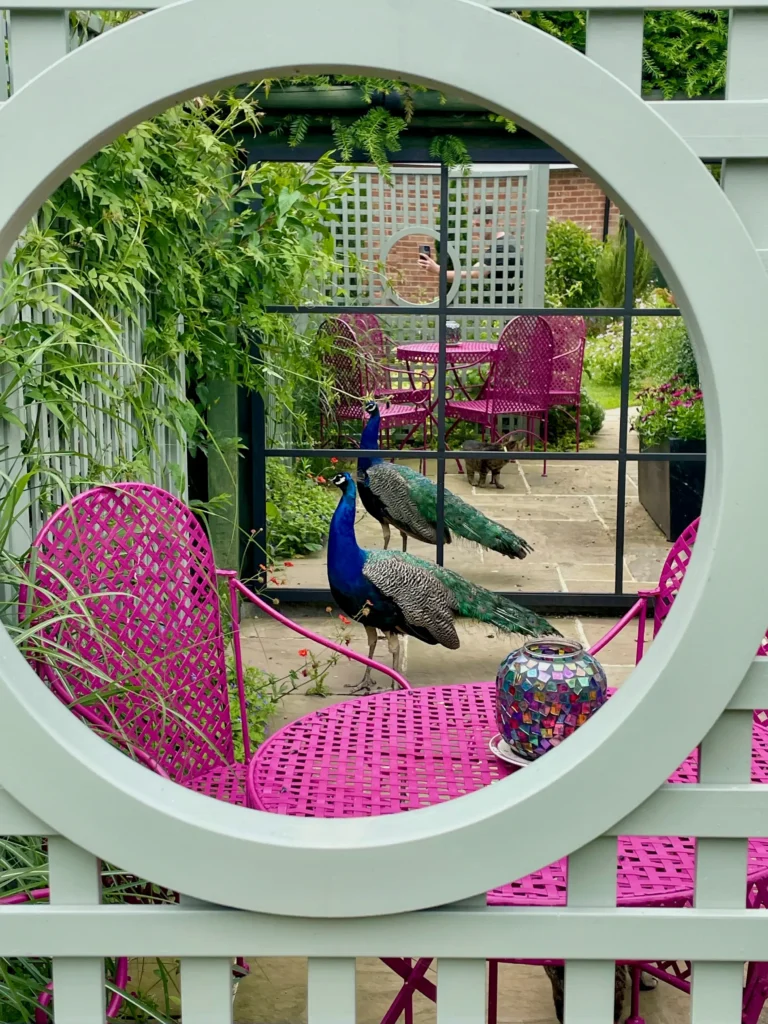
left=638, top=438, right=706, bottom=542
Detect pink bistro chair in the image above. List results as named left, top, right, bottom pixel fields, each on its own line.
left=318, top=315, right=431, bottom=450
left=546, top=315, right=587, bottom=450
left=445, top=315, right=555, bottom=476
left=18, top=481, right=411, bottom=1020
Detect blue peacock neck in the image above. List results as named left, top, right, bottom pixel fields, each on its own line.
left=358, top=411, right=383, bottom=474
left=328, top=477, right=367, bottom=588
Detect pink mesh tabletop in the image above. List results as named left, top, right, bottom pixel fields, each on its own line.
left=249, top=682, right=768, bottom=907
left=395, top=341, right=498, bottom=366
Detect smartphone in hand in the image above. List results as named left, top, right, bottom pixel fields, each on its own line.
left=419, top=244, right=431, bottom=257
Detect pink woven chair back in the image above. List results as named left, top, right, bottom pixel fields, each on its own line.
left=482, top=316, right=554, bottom=416
left=22, top=483, right=234, bottom=782
left=547, top=316, right=586, bottom=399
left=653, top=517, right=768, bottom=655
left=319, top=316, right=366, bottom=419
left=339, top=313, right=394, bottom=394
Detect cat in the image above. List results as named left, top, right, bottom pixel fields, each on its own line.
left=464, top=439, right=508, bottom=490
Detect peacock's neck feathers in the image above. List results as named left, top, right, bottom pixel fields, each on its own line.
left=358, top=411, right=383, bottom=474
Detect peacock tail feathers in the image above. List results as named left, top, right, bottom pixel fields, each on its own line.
left=387, top=464, right=532, bottom=559
left=364, top=548, right=557, bottom=639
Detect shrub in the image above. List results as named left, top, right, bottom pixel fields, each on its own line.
left=595, top=219, right=655, bottom=307
left=548, top=390, right=605, bottom=448
left=545, top=220, right=602, bottom=308
left=266, top=461, right=337, bottom=560
left=585, top=291, right=695, bottom=389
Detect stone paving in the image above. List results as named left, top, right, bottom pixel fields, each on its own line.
left=230, top=411, right=724, bottom=1024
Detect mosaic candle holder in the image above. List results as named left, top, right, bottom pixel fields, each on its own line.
left=496, top=639, right=608, bottom=761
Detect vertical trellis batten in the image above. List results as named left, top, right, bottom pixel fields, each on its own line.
left=48, top=837, right=105, bottom=1024
left=6, top=8, right=68, bottom=92
left=690, top=710, right=753, bottom=1023
left=721, top=9, right=768, bottom=273
left=307, top=957, right=357, bottom=1023
left=563, top=837, right=617, bottom=1023
left=436, top=957, right=487, bottom=1023
left=180, top=957, right=235, bottom=1024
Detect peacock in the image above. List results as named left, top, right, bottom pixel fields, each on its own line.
left=328, top=471, right=559, bottom=692
left=357, top=400, right=532, bottom=559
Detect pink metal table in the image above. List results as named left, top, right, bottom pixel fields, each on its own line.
left=395, top=340, right=498, bottom=367
left=247, top=683, right=768, bottom=1023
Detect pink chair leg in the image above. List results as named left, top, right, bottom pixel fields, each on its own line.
left=575, top=401, right=582, bottom=453
left=488, top=960, right=499, bottom=1024
left=625, top=966, right=645, bottom=1024
left=542, top=411, right=549, bottom=478
left=635, top=598, right=648, bottom=664
left=404, top=959, right=414, bottom=1024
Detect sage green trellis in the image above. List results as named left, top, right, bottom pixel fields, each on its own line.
left=2, top=2, right=768, bottom=1022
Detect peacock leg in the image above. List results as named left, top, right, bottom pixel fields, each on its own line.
left=401, top=532, right=408, bottom=553
left=348, top=625, right=380, bottom=694
left=387, top=632, right=402, bottom=682
left=381, top=522, right=391, bottom=550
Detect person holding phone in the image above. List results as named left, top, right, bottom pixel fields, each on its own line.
left=417, top=204, right=522, bottom=301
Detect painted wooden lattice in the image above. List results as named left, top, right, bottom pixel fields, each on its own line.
left=1, top=3, right=768, bottom=1024
left=324, top=165, right=547, bottom=343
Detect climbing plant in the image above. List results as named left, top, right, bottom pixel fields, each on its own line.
left=517, top=9, right=728, bottom=98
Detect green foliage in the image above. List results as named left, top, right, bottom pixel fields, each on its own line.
left=518, top=9, right=728, bottom=97
left=585, top=291, right=695, bottom=390
left=429, top=135, right=472, bottom=171
left=595, top=220, right=655, bottom=308
left=634, top=380, right=705, bottom=445
left=331, top=108, right=407, bottom=174
left=266, top=462, right=337, bottom=560
left=545, top=220, right=602, bottom=308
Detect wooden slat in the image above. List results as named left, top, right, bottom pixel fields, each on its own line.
left=48, top=838, right=105, bottom=1024
left=5, top=0, right=768, bottom=9
left=564, top=838, right=616, bottom=1023
left=691, top=711, right=753, bottom=1023
left=308, top=957, right=356, bottom=1024
left=181, top=958, right=235, bottom=1024
left=4, top=903, right=768, bottom=960
left=437, top=958, right=486, bottom=1023
left=7, top=9, right=68, bottom=92
left=585, top=10, right=643, bottom=93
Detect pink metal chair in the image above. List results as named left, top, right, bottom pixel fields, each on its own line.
left=445, top=315, right=555, bottom=476
left=339, top=313, right=430, bottom=406
left=318, top=315, right=430, bottom=449
left=546, top=315, right=587, bottom=451
left=18, top=480, right=411, bottom=1020
left=590, top=516, right=768, bottom=667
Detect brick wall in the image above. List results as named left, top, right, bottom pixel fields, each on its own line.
left=548, top=168, right=620, bottom=240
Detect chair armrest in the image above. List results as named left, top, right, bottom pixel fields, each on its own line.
left=233, top=578, right=411, bottom=690
left=588, top=596, right=651, bottom=665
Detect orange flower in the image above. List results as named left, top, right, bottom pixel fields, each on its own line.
left=298, top=648, right=309, bottom=658
left=284, top=561, right=294, bottom=567
left=330, top=457, right=339, bottom=464
left=325, top=606, right=333, bottom=614
left=339, top=614, right=351, bottom=625
left=259, top=563, right=267, bottom=571
left=316, top=475, right=327, bottom=484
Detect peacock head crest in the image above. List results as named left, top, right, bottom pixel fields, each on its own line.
left=364, top=400, right=379, bottom=417
left=332, top=472, right=352, bottom=491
